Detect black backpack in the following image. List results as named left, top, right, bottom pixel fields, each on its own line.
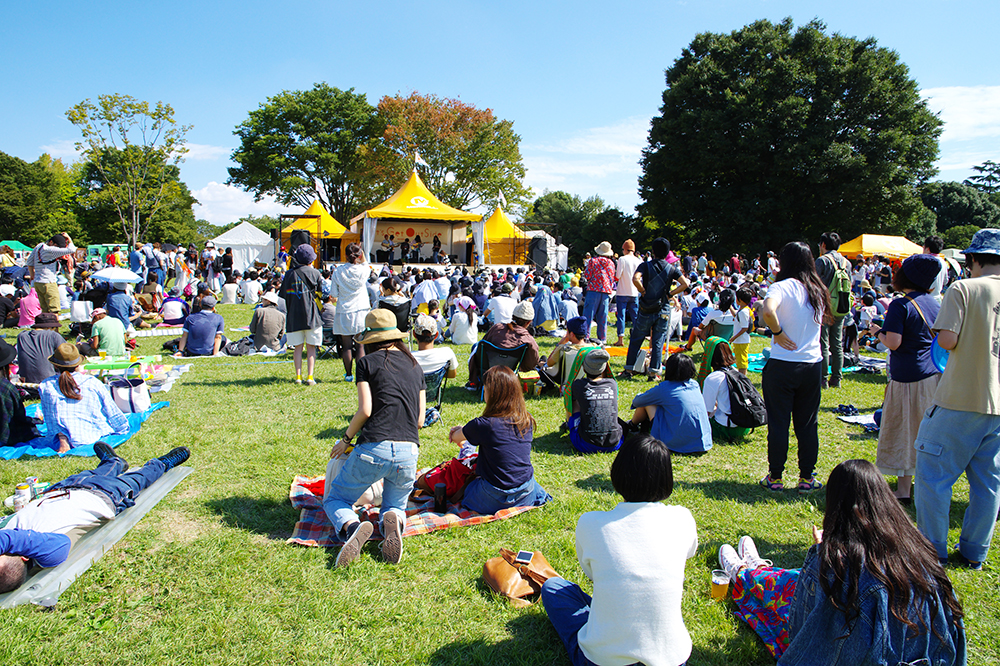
left=224, top=336, right=255, bottom=356
left=722, top=367, right=767, bottom=429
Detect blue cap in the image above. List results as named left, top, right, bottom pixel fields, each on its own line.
left=567, top=316, right=588, bottom=339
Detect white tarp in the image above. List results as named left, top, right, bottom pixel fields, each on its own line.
left=212, top=222, right=275, bottom=272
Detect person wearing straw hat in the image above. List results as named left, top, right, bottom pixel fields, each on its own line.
left=324, top=309, right=426, bottom=568
left=581, top=241, right=617, bottom=345
left=38, top=342, right=129, bottom=453
left=15, top=312, right=65, bottom=384
left=0, top=339, right=40, bottom=447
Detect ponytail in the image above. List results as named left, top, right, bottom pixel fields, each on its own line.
left=58, top=369, right=81, bottom=400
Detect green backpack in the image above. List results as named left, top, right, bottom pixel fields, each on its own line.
left=828, top=256, right=852, bottom=317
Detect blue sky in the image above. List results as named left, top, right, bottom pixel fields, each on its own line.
left=2, top=0, right=998, bottom=226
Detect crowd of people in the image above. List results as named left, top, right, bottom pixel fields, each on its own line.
left=1, top=225, right=998, bottom=666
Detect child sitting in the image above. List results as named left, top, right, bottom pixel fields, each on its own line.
left=701, top=338, right=750, bottom=441
left=628, top=353, right=712, bottom=455
left=426, top=299, right=447, bottom=342
left=448, top=296, right=479, bottom=346
left=568, top=348, right=624, bottom=453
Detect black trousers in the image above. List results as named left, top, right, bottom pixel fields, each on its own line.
left=761, top=358, right=822, bottom=480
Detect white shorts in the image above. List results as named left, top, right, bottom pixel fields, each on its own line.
left=287, top=327, right=323, bottom=347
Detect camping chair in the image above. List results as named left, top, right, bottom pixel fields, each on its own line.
left=475, top=340, right=529, bottom=401
left=700, top=322, right=734, bottom=351
left=422, top=365, right=449, bottom=426
left=318, top=327, right=338, bottom=360
left=379, top=299, right=412, bottom=334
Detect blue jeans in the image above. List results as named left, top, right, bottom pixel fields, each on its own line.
left=582, top=291, right=610, bottom=342
left=915, top=405, right=1000, bottom=563
left=50, top=457, right=166, bottom=515
left=461, top=474, right=550, bottom=514
left=624, top=310, right=669, bottom=374
left=615, top=295, right=638, bottom=339
left=323, top=440, right=418, bottom=534
left=568, top=413, right=624, bottom=454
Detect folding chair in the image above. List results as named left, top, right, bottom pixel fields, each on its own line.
left=475, top=340, right=529, bottom=401
left=421, top=365, right=449, bottom=426
left=318, top=327, right=338, bottom=360
left=379, top=299, right=412, bottom=334
left=700, top=322, right=734, bottom=351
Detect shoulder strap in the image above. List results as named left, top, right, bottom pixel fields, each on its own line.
left=903, top=294, right=932, bottom=333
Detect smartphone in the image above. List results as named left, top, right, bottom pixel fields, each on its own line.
left=514, top=550, right=533, bottom=565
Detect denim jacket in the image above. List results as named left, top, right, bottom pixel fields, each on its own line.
left=780, top=546, right=966, bottom=666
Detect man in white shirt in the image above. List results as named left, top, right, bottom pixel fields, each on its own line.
left=613, top=239, right=642, bottom=347
left=922, top=235, right=950, bottom=300
left=410, top=272, right=440, bottom=312
left=410, top=314, right=458, bottom=377
left=239, top=271, right=263, bottom=304
left=767, top=251, right=780, bottom=278
left=484, top=284, right=517, bottom=324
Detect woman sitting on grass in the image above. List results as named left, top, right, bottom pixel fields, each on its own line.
left=542, top=432, right=698, bottom=666
left=701, top=337, right=750, bottom=442
left=628, top=353, right=712, bottom=455
left=717, top=459, right=965, bottom=665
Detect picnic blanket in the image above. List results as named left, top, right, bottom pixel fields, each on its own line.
left=287, top=472, right=542, bottom=547
left=0, top=402, right=169, bottom=460
left=746, top=351, right=886, bottom=375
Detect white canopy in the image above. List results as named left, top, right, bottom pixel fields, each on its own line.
left=212, top=222, right=275, bottom=273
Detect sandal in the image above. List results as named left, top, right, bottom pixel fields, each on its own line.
left=797, top=477, right=824, bottom=494
left=759, top=474, right=784, bottom=491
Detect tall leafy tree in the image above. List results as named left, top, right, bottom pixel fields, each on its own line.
left=67, top=94, right=190, bottom=248
left=525, top=191, right=606, bottom=264
left=919, top=181, right=1000, bottom=231
left=639, top=18, right=942, bottom=254
left=0, top=151, right=58, bottom=244
left=964, top=160, right=1000, bottom=195
left=228, top=84, right=380, bottom=224
left=371, top=92, right=533, bottom=216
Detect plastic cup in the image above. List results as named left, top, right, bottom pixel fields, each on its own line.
left=710, top=570, right=730, bottom=600
left=99, top=350, right=107, bottom=360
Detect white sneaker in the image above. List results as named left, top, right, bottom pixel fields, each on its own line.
left=718, top=544, right=745, bottom=582
left=738, top=535, right=772, bottom=570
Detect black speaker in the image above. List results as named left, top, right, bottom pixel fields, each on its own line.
left=529, top=236, right=547, bottom=267
left=290, top=230, right=311, bottom=250
left=270, top=228, right=280, bottom=239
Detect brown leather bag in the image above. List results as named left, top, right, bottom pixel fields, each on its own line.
left=482, top=548, right=560, bottom=607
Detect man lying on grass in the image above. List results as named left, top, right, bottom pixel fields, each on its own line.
left=0, top=442, right=190, bottom=593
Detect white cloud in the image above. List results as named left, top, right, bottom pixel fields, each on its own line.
left=923, top=85, right=1000, bottom=142
left=526, top=117, right=649, bottom=157
left=183, top=143, right=231, bottom=161
left=192, top=182, right=295, bottom=227
left=38, top=139, right=81, bottom=159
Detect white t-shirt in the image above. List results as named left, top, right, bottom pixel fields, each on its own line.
left=240, top=280, right=263, bottom=304
left=161, top=299, right=187, bottom=321
left=703, top=370, right=733, bottom=427
left=615, top=253, right=643, bottom=297
left=487, top=295, right=516, bottom=324
left=765, top=278, right=822, bottom=363
left=3, top=489, right=114, bottom=534
left=576, top=502, right=698, bottom=666
left=412, top=346, right=459, bottom=375
left=732, top=306, right=752, bottom=344
left=450, top=311, right=479, bottom=345
left=702, top=308, right=736, bottom=328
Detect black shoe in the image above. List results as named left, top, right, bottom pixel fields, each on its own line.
left=94, top=441, right=128, bottom=471
left=157, top=446, right=190, bottom=471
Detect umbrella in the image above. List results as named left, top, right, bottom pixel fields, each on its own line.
left=161, top=243, right=178, bottom=252
left=90, top=267, right=143, bottom=283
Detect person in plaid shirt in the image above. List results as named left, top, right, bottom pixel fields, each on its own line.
left=582, top=242, right=617, bottom=344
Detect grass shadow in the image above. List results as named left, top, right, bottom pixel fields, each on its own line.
left=575, top=473, right=612, bottom=494
left=186, top=375, right=287, bottom=388
left=204, top=495, right=299, bottom=541
left=674, top=478, right=828, bottom=508
left=429, top=613, right=566, bottom=666
left=531, top=431, right=582, bottom=457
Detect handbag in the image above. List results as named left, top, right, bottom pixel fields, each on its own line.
left=482, top=548, right=560, bottom=607
left=108, top=362, right=152, bottom=413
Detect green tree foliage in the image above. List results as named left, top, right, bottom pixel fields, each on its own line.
left=639, top=18, right=942, bottom=254
left=525, top=191, right=607, bottom=264
left=0, top=151, right=86, bottom=245
left=228, top=84, right=380, bottom=225
left=67, top=94, right=190, bottom=248
left=941, top=224, right=980, bottom=251
left=964, top=160, right=1000, bottom=195
left=919, top=181, right=1000, bottom=232
left=370, top=92, right=533, bottom=216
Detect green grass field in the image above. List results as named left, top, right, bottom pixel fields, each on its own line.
left=1, top=304, right=997, bottom=665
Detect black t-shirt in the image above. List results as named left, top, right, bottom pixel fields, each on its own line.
left=0, top=296, right=16, bottom=323
left=356, top=349, right=426, bottom=446
left=637, top=259, right=682, bottom=314
left=462, top=416, right=534, bottom=489
left=571, top=377, right=622, bottom=449
left=279, top=265, right=323, bottom=332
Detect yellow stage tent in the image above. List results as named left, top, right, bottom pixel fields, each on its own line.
left=474, top=206, right=528, bottom=265
left=838, top=234, right=923, bottom=260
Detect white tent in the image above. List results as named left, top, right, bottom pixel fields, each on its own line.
left=523, top=230, right=565, bottom=269
left=212, top=222, right=275, bottom=273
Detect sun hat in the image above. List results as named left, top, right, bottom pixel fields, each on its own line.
left=293, top=244, right=316, bottom=265
left=354, top=309, right=407, bottom=345
left=49, top=342, right=83, bottom=369
left=90, top=308, right=107, bottom=320
left=32, top=312, right=61, bottom=329
left=0, top=339, right=16, bottom=367
left=501, top=282, right=514, bottom=294
left=582, top=348, right=610, bottom=376
left=900, top=254, right=942, bottom=292
left=566, top=316, right=588, bottom=339
left=594, top=241, right=613, bottom=257
left=859, top=279, right=871, bottom=290
left=512, top=300, right=534, bottom=322
left=696, top=292, right=710, bottom=305
left=201, top=295, right=218, bottom=309
left=168, top=287, right=181, bottom=297
left=262, top=291, right=278, bottom=305
left=964, top=228, right=1000, bottom=256
left=413, top=313, right=438, bottom=337
left=113, top=282, right=129, bottom=291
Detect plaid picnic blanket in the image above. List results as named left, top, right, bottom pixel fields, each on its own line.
left=287, top=473, right=542, bottom=547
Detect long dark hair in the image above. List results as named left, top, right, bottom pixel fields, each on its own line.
left=364, top=339, right=417, bottom=368
left=776, top=242, right=831, bottom=323
left=820, top=459, right=963, bottom=638
left=58, top=368, right=82, bottom=400
left=482, top=366, right=535, bottom=436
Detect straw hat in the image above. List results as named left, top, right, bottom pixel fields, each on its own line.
left=354, top=309, right=406, bottom=345
left=49, top=342, right=83, bottom=369
left=594, top=241, right=613, bottom=257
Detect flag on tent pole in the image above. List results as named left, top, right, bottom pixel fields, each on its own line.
left=414, top=151, right=429, bottom=168
left=499, top=189, right=507, bottom=208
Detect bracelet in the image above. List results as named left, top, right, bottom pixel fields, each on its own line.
left=343, top=433, right=353, bottom=444
left=771, top=327, right=782, bottom=336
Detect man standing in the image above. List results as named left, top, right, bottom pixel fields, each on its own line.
left=129, top=243, right=147, bottom=282
left=697, top=252, right=708, bottom=275
left=922, top=235, right=952, bottom=300
left=914, top=229, right=1000, bottom=570
left=613, top=240, right=642, bottom=347
left=815, top=232, right=852, bottom=388
left=280, top=244, right=323, bottom=385
left=582, top=242, right=617, bottom=345
left=624, top=238, right=689, bottom=378
left=27, top=233, right=76, bottom=314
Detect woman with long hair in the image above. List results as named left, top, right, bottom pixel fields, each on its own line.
left=759, top=241, right=831, bottom=493
left=324, top=309, right=425, bottom=568
left=450, top=365, right=551, bottom=513
left=38, top=342, right=129, bottom=453
left=718, top=459, right=965, bottom=664
left=329, top=242, right=371, bottom=382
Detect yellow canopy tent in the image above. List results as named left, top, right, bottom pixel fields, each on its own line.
left=350, top=170, right=481, bottom=263
left=472, top=206, right=528, bottom=265
left=280, top=200, right=360, bottom=264
left=838, top=234, right=923, bottom=260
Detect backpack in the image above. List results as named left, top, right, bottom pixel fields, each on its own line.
left=826, top=255, right=852, bottom=317
left=722, top=367, right=767, bottom=429
left=224, top=336, right=255, bottom=356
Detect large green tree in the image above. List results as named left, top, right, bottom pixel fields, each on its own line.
left=525, top=191, right=607, bottom=264
left=639, top=18, right=942, bottom=254
left=919, top=181, right=1000, bottom=232
left=228, top=84, right=380, bottom=224
left=67, top=94, right=190, bottom=248
left=0, top=151, right=87, bottom=245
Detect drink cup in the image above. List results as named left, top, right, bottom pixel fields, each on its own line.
left=710, top=569, right=730, bottom=600
left=99, top=350, right=107, bottom=360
